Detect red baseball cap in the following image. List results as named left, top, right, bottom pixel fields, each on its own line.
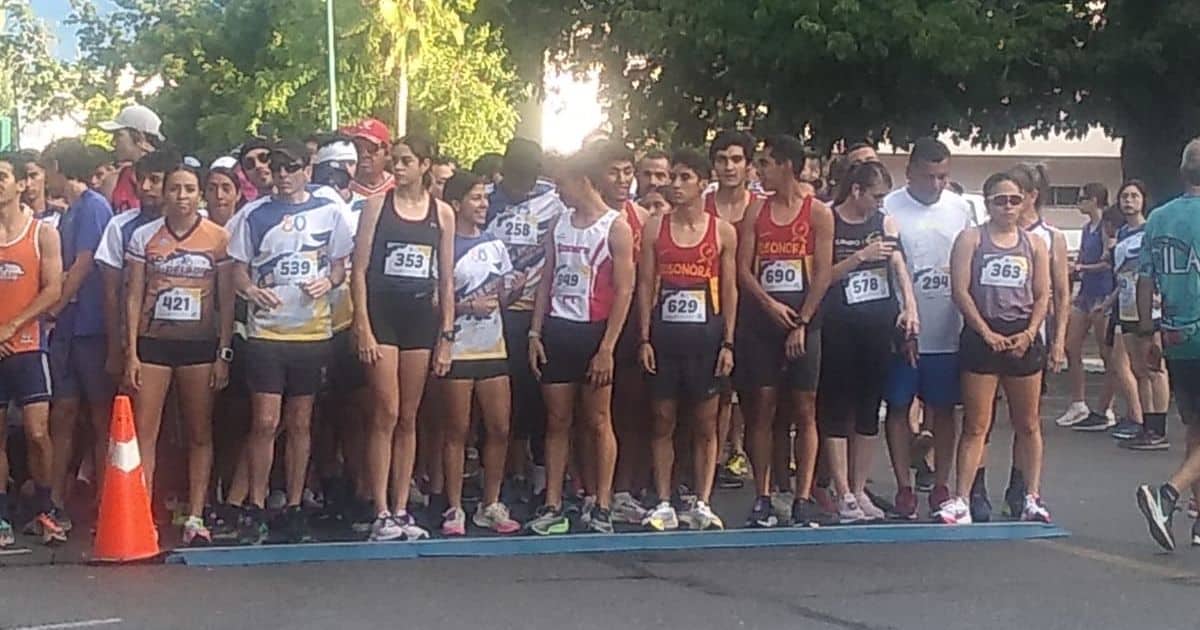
left=340, top=118, right=391, bottom=146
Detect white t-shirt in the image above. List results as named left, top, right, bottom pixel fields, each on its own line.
left=884, top=188, right=974, bottom=354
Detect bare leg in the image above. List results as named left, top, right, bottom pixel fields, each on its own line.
left=388, top=349, right=433, bottom=513
left=439, top=379, right=473, bottom=510
left=579, top=382, right=617, bottom=509
left=48, top=398, right=81, bottom=508
left=931, top=406, right=958, bottom=488
left=1003, top=372, right=1044, bottom=496
left=1064, top=308, right=1090, bottom=403
left=650, top=398, right=678, bottom=501
left=850, top=434, right=878, bottom=495
left=541, top=383, right=577, bottom=508
left=690, top=394, right=720, bottom=503
left=955, top=372, right=999, bottom=499
left=21, top=402, right=54, bottom=492
left=1111, top=333, right=1144, bottom=424
left=246, top=393, right=283, bottom=508
left=365, top=348, right=400, bottom=514
left=282, top=395, right=315, bottom=507
left=131, top=364, right=173, bottom=501
left=475, top=376, right=512, bottom=506
left=745, top=387, right=776, bottom=496
left=791, top=392, right=819, bottom=500
left=885, top=402, right=914, bottom=488
left=175, top=364, right=216, bottom=517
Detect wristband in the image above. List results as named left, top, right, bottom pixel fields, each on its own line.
left=528, top=330, right=542, bottom=340
left=720, top=341, right=735, bottom=351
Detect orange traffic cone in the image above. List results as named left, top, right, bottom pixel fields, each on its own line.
left=93, top=395, right=160, bottom=562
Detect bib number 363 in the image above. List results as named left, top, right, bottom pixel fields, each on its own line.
left=661, top=290, right=706, bottom=323
left=979, top=255, right=1028, bottom=289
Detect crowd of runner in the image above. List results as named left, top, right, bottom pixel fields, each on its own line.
left=0, top=104, right=1198, bottom=552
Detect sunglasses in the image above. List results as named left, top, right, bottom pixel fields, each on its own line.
left=987, top=194, right=1024, bottom=208
left=270, top=161, right=306, bottom=175
left=241, top=152, right=270, bottom=168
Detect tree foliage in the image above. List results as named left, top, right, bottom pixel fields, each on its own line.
left=64, top=0, right=519, bottom=161
left=0, top=0, right=77, bottom=127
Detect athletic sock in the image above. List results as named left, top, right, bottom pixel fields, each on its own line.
left=1146, top=412, right=1167, bottom=436
left=1162, top=483, right=1181, bottom=508
left=34, top=485, right=53, bottom=515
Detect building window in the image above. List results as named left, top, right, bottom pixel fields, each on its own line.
left=1049, top=186, right=1081, bottom=207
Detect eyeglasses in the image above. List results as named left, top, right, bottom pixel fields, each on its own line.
left=270, top=161, right=305, bottom=175
left=987, top=194, right=1024, bottom=208
left=241, top=152, right=269, bottom=168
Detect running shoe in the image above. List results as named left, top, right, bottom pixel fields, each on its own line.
left=746, top=496, right=778, bottom=528
left=210, top=504, right=241, bottom=542
left=1120, top=430, right=1170, bottom=451
left=266, top=489, right=287, bottom=511
left=1136, top=483, right=1177, bottom=551
left=611, top=491, right=648, bottom=524
left=578, top=495, right=597, bottom=528
left=409, top=479, right=430, bottom=509
left=282, top=506, right=314, bottom=544
left=441, top=507, right=467, bottom=537
left=914, top=461, right=935, bottom=493
left=726, top=451, right=750, bottom=477
left=716, top=466, right=745, bottom=490
left=687, top=501, right=724, bottom=531
left=181, top=515, right=212, bottom=547
left=1188, top=497, right=1198, bottom=519
left=1192, top=520, right=1200, bottom=548
left=1054, top=401, right=1091, bottom=427
left=1073, top=412, right=1118, bottom=432
left=588, top=507, right=615, bottom=534
left=369, top=512, right=405, bottom=542
left=237, top=508, right=268, bottom=545
left=854, top=491, right=886, bottom=521
left=301, top=488, right=323, bottom=511
left=969, top=491, right=992, bottom=523
left=837, top=494, right=867, bottom=524
left=643, top=501, right=680, bottom=531
left=391, top=511, right=430, bottom=540
left=791, top=497, right=833, bottom=528
left=48, top=507, right=72, bottom=534
left=34, top=512, right=66, bottom=545
left=813, top=486, right=837, bottom=515
left=1020, top=494, right=1051, bottom=523
left=0, top=519, right=14, bottom=548
left=892, top=487, right=918, bottom=521
left=525, top=505, right=570, bottom=536
left=473, top=502, right=521, bottom=534
left=928, top=485, right=951, bottom=519
left=675, top=483, right=698, bottom=507
left=938, top=497, right=972, bottom=525
left=1003, top=479, right=1026, bottom=519
left=1107, top=418, right=1141, bottom=439
left=770, top=491, right=794, bottom=524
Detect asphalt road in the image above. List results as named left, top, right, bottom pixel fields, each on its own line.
left=2, top=372, right=1197, bottom=630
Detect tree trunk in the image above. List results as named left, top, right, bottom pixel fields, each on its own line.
left=395, top=55, right=409, bottom=137
left=1120, top=120, right=1196, bottom=207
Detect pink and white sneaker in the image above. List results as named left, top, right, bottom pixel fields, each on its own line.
left=938, top=497, right=973, bottom=525
left=441, top=507, right=467, bottom=536
left=473, top=502, right=521, bottom=534
left=1020, top=494, right=1052, bottom=523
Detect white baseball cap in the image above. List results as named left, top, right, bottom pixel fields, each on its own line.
left=210, top=156, right=238, bottom=170
left=98, top=105, right=164, bottom=140
left=316, top=140, right=357, bottom=165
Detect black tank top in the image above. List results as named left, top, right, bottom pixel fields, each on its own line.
left=367, top=191, right=440, bottom=296
left=828, top=209, right=897, bottom=324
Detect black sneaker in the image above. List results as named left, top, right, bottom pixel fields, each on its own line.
left=237, top=507, right=268, bottom=545
left=914, top=461, right=935, bottom=493
left=1191, top=520, right=1200, bottom=547
left=746, top=495, right=778, bottom=528
left=210, top=504, right=241, bottom=542
left=1120, top=430, right=1170, bottom=451
left=970, top=492, right=992, bottom=523
left=588, top=507, right=614, bottom=534
left=1136, top=484, right=1177, bottom=551
left=717, top=466, right=745, bottom=490
left=791, top=497, right=833, bottom=528
left=1073, top=411, right=1116, bottom=432
left=1003, top=480, right=1026, bottom=519
left=282, top=506, right=314, bottom=544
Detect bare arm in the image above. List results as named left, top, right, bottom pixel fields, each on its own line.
left=1049, top=230, right=1070, bottom=346
left=350, top=195, right=385, bottom=339
left=217, top=263, right=235, bottom=351
left=798, top=200, right=834, bottom=324
left=600, top=218, right=636, bottom=352
left=123, top=259, right=146, bottom=363
left=5, top=225, right=62, bottom=333
left=50, top=250, right=95, bottom=317
left=735, top=198, right=775, bottom=310
left=529, top=217, right=558, bottom=337
left=637, top=216, right=662, bottom=342
left=1028, top=236, right=1052, bottom=339
left=885, top=216, right=918, bottom=324
left=436, top=201, right=457, bottom=334
left=717, top=219, right=738, bottom=344
left=102, top=266, right=124, bottom=356
left=950, top=228, right=992, bottom=336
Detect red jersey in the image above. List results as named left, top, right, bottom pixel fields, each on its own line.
left=752, top=196, right=813, bottom=308
left=110, top=165, right=140, bottom=213
left=624, top=201, right=644, bottom=259
left=656, top=212, right=721, bottom=316
left=0, top=218, right=44, bottom=353
left=704, top=188, right=762, bottom=224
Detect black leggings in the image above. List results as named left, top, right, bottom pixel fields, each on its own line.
left=502, top=309, right=546, bottom=465
left=817, top=314, right=895, bottom=439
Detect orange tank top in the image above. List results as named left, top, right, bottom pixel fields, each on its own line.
left=0, top=218, right=43, bottom=353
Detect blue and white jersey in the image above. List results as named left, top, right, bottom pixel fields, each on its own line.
left=451, top=233, right=512, bottom=361
left=228, top=192, right=354, bottom=341
left=484, top=179, right=567, bottom=311
left=95, top=207, right=159, bottom=270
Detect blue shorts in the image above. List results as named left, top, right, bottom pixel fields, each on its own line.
left=0, top=351, right=52, bottom=407
left=49, top=333, right=114, bottom=403
left=884, top=352, right=960, bottom=409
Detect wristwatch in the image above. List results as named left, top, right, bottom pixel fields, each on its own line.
left=720, top=341, right=735, bottom=351
left=440, top=329, right=456, bottom=342
left=218, top=347, right=234, bottom=363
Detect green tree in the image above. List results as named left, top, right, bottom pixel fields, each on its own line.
left=67, top=0, right=519, bottom=161
left=0, top=0, right=78, bottom=141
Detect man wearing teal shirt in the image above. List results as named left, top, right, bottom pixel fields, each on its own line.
left=1136, top=138, right=1200, bottom=551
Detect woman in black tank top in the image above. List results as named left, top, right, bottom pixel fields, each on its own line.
left=350, top=134, right=457, bottom=542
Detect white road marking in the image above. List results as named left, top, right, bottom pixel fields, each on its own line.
left=0, top=548, right=33, bottom=556
left=1034, top=539, right=1198, bottom=579
left=9, top=618, right=123, bottom=630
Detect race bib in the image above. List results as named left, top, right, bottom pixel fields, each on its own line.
left=917, top=267, right=951, bottom=299
left=661, top=289, right=706, bottom=323
left=154, top=287, right=202, bottom=322
left=498, top=212, right=537, bottom=246
left=274, top=252, right=320, bottom=286
left=384, top=243, right=433, bottom=279
left=979, top=255, right=1029, bottom=289
left=1118, top=273, right=1138, bottom=322
left=844, top=267, right=890, bottom=305
left=553, top=266, right=589, bottom=297
left=760, top=259, right=805, bottom=293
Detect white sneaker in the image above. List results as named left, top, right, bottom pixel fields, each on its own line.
left=691, top=501, right=724, bottom=530
left=643, top=501, right=679, bottom=531
left=854, top=491, right=886, bottom=521
left=1105, top=408, right=1117, bottom=423
left=473, top=502, right=521, bottom=534
left=392, top=510, right=430, bottom=540
left=579, top=495, right=597, bottom=526
left=837, top=493, right=867, bottom=524
left=612, top=491, right=648, bottom=524
left=369, top=512, right=405, bottom=541
left=938, top=497, right=973, bottom=525
left=1055, top=401, right=1091, bottom=427
left=1020, top=494, right=1052, bottom=523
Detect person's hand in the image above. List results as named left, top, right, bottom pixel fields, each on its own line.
left=982, top=329, right=1010, bottom=353
left=301, top=277, right=332, bottom=300
left=0, top=323, right=16, bottom=345
left=432, top=340, right=452, bottom=377
left=470, top=295, right=500, bottom=317
left=764, top=298, right=798, bottom=330
left=123, top=357, right=143, bottom=393
left=897, top=308, right=920, bottom=340
left=856, top=240, right=895, bottom=263
left=507, top=271, right=528, bottom=299
left=529, top=336, right=547, bottom=379
left=1005, top=331, right=1034, bottom=358
left=587, top=348, right=615, bottom=387
left=1146, top=337, right=1164, bottom=371
left=715, top=346, right=734, bottom=377
left=210, top=359, right=230, bottom=390
left=356, top=326, right=382, bottom=365
left=0, top=342, right=12, bottom=359
left=785, top=325, right=807, bottom=361
left=639, top=341, right=657, bottom=375
left=245, top=286, right=282, bottom=310
left=1048, top=341, right=1067, bottom=373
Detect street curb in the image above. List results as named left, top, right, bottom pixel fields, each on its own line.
left=167, top=522, right=1069, bottom=567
